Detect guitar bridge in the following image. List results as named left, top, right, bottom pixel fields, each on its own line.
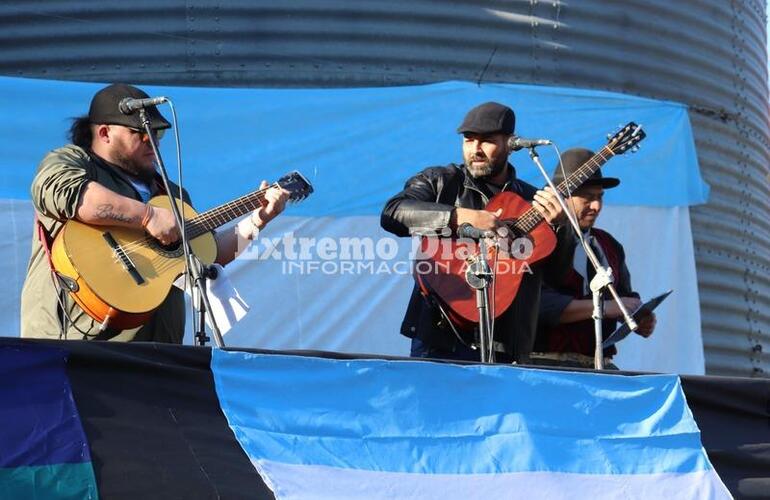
left=102, top=232, right=145, bottom=285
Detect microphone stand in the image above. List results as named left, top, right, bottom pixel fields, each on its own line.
left=465, top=237, right=495, bottom=363
left=138, top=108, right=225, bottom=348
left=526, top=146, right=636, bottom=370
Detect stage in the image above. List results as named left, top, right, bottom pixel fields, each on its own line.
left=1, top=338, right=768, bottom=499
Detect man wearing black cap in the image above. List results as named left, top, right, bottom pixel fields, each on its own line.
left=533, top=148, right=656, bottom=369
left=21, top=83, right=288, bottom=342
left=381, top=101, right=573, bottom=363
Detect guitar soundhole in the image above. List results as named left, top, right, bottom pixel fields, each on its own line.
left=148, top=238, right=185, bottom=259
left=501, top=220, right=524, bottom=239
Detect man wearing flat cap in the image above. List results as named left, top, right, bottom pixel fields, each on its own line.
left=381, top=101, right=573, bottom=363
left=533, top=148, right=656, bottom=369
left=21, top=83, right=288, bottom=342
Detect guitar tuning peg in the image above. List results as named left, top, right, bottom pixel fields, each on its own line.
left=631, top=145, right=640, bottom=153
left=606, top=133, right=613, bottom=140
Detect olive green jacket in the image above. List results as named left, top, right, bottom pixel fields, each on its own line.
left=21, top=144, right=190, bottom=342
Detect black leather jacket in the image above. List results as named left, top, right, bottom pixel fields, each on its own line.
left=381, top=163, right=572, bottom=362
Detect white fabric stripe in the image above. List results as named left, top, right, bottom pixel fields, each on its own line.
left=255, top=460, right=732, bottom=500
left=600, top=206, right=704, bottom=374
left=0, top=201, right=704, bottom=375
left=208, top=209, right=702, bottom=374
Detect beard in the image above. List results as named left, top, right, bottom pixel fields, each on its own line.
left=113, top=150, right=157, bottom=184
left=465, top=153, right=507, bottom=180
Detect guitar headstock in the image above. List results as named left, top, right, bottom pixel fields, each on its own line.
left=606, top=122, right=646, bottom=155
left=276, top=171, right=314, bottom=203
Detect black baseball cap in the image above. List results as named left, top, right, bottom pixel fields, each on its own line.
left=457, top=101, right=515, bottom=135
left=88, top=83, right=171, bottom=130
left=552, top=148, right=620, bottom=189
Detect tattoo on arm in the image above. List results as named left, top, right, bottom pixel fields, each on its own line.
left=95, top=204, right=138, bottom=224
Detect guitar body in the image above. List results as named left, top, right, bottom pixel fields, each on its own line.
left=49, top=170, right=313, bottom=331
left=415, top=191, right=556, bottom=331
left=413, top=122, right=645, bottom=334
left=51, top=195, right=217, bottom=330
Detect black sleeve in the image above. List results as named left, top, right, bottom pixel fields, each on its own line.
left=538, top=280, right=575, bottom=330
left=380, top=167, right=456, bottom=237
left=542, top=223, right=576, bottom=288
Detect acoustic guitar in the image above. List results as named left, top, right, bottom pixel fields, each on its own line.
left=415, top=123, right=645, bottom=331
left=51, top=171, right=313, bottom=330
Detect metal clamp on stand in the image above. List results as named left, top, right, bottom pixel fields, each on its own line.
left=465, top=237, right=495, bottom=363
left=457, top=223, right=497, bottom=363
left=588, top=266, right=614, bottom=370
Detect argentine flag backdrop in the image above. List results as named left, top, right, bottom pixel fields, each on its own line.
left=0, top=76, right=707, bottom=373
left=212, top=350, right=731, bottom=499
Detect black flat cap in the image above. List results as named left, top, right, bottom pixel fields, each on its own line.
left=552, top=148, right=620, bottom=189
left=88, top=83, right=171, bottom=130
left=457, top=101, right=515, bottom=135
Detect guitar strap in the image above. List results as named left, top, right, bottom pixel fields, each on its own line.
left=35, top=216, right=73, bottom=339
left=35, top=215, right=55, bottom=269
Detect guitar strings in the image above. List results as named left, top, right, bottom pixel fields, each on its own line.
left=115, top=188, right=267, bottom=254
left=111, top=185, right=273, bottom=255
left=109, top=247, right=184, bottom=277
left=108, top=184, right=277, bottom=275
left=514, top=147, right=612, bottom=233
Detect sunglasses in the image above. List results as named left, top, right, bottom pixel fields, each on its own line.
left=125, top=126, right=166, bottom=142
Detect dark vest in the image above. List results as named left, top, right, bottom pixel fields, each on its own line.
left=540, top=228, right=626, bottom=357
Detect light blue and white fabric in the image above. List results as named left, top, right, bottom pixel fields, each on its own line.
left=1, top=76, right=707, bottom=373
left=212, top=349, right=730, bottom=499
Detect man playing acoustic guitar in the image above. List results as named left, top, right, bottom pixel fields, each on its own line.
left=21, top=83, right=289, bottom=342
left=381, top=102, right=573, bottom=363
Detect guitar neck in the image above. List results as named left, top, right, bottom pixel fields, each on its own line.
left=186, top=188, right=269, bottom=238
left=513, top=145, right=615, bottom=234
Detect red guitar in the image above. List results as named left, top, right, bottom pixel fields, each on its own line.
left=414, top=123, right=645, bottom=331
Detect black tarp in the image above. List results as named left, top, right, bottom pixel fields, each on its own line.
left=5, top=338, right=770, bottom=499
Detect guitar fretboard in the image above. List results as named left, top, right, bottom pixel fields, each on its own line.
left=184, top=187, right=271, bottom=239
left=513, top=146, right=614, bottom=234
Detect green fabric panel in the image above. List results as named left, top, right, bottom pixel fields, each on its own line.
left=0, top=462, right=98, bottom=499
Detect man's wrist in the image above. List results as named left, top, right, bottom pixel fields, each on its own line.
left=248, top=214, right=261, bottom=240
left=141, top=204, right=154, bottom=228
left=237, top=216, right=260, bottom=241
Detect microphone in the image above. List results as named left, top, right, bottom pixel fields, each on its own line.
left=118, top=96, right=168, bottom=114
left=508, top=136, right=552, bottom=151
left=457, top=223, right=496, bottom=239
